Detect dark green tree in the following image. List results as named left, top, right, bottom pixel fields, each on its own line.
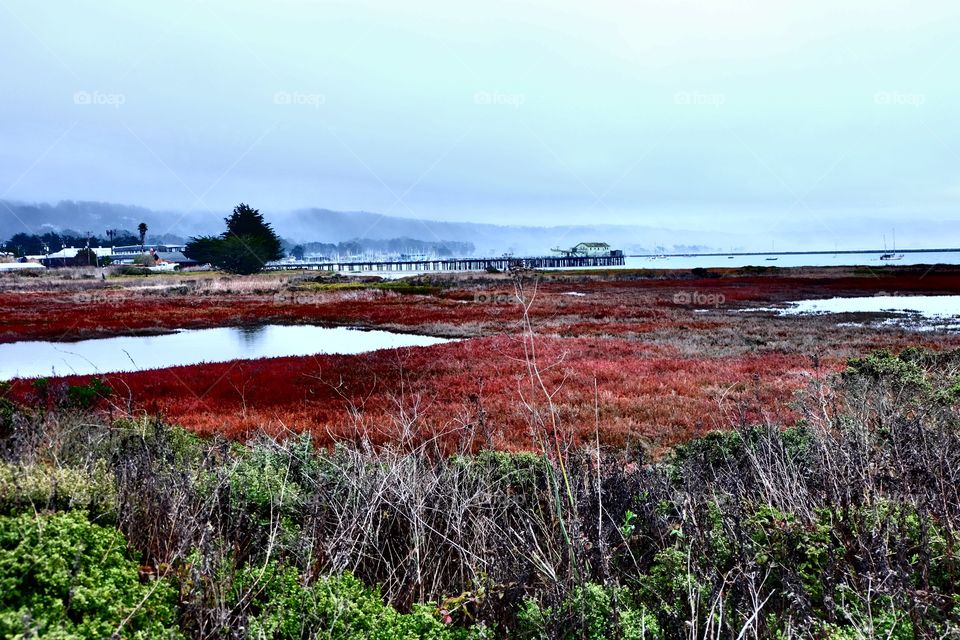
left=73, top=248, right=98, bottom=267
left=137, top=222, right=148, bottom=250
left=213, top=235, right=280, bottom=275
left=181, top=235, right=221, bottom=265
left=184, top=203, right=284, bottom=275
left=7, top=233, right=43, bottom=256
left=290, top=244, right=305, bottom=260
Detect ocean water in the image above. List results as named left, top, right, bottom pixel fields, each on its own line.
left=624, top=251, right=960, bottom=270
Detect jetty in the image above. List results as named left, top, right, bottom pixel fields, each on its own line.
left=266, top=252, right=625, bottom=273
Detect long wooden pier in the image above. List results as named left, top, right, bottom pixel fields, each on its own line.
left=266, top=253, right=625, bottom=273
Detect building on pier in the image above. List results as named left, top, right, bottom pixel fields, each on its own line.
left=551, top=242, right=618, bottom=258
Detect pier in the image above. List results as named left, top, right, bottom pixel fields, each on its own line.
left=266, top=253, right=625, bottom=273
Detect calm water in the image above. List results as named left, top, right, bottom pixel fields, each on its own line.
left=344, top=250, right=960, bottom=278
left=0, top=325, right=454, bottom=381
left=623, top=251, right=960, bottom=270
left=746, top=295, right=960, bottom=331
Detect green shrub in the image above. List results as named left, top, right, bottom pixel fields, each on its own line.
left=66, top=377, right=112, bottom=409
left=0, top=462, right=116, bottom=517
left=669, top=428, right=751, bottom=475
left=746, top=504, right=832, bottom=603
left=113, top=266, right=150, bottom=276
left=821, top=591, right=916, bottom=640
left=0, top=383, right=15, bottom=434
left=690, top=267, right=720, bottom=279
left=228, top=444, right=306, bottom=519
left=844, top=349, right=929, bottom=389
left=515, top=598, right=548, bottom=638
left=113, top=417, right=206, bottom=469
left=515, top=584, right=661, bottom=640
left=470, top=450, right=549, bottom=491
left=0, top=511, right=181, bottom=639
left=636, top=546, right=707, bottom=623
left=234, top=562, right=484, bottom=639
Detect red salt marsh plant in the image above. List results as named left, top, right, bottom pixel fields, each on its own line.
left=3, top=266, right=960, bottom=344
left=8, top=335, right=820, bottom=453
left=3, top=266, right=959, bottom=452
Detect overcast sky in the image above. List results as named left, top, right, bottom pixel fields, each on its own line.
left=1, top=0, right=958, bottom=247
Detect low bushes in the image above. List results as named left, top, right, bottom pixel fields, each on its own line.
left=0, top=461, right=115, bottom=516
left=516, top=583, right=661, bottom=639
left=0, top=510, right=181, bottom=639
left=231, top=563, right=489, bottom=640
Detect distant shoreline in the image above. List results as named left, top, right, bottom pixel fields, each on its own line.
left=633, top=247, right=960, bottom=258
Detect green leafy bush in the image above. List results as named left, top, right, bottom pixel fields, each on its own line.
left=0, top=511, right=181, bottom=639
left=636, top=546, right=707, bottom=628
left=66, top=377, right=112, bottom=409
left=746, top=504, right=832, bottom=603
left=0, top=383, right=16, bottom=436
left=113, top=265, right=150, bottom=276
left=228, top=443, right=306, bottom=521
left=0, top=462, right=116, bottom=517
left=233, top=562, right=485, bottom=639
left=844, top=349, right=929, bottom=389
left=470, top=450, right=549, bottom=491
left=515, top=584, right=661, bottom=640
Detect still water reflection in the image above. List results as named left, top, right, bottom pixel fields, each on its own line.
left=0, top=325, right=454, bottom=380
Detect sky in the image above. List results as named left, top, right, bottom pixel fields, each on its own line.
left=1, top=0, right=958, bottom=248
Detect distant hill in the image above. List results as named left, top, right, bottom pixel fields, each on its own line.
left=270, top=208, right=730, bottom=255
left=1, top=200, right=733, bottom=255
left=0, top=200, right=204, bottom=245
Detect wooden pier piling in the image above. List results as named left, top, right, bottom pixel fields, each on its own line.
left=266, top=254, right=626, bottom=273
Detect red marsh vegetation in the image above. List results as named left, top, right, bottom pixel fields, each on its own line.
left=3, top=265, right=959, bottom=451
left=9, top=336, right=814, bottom=453
left=2, top=265, right=959, bottom=344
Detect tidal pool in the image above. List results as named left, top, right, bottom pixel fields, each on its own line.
left=0, top=325, right=454, bottom=380
left=744, top=295, right=960, bottom=331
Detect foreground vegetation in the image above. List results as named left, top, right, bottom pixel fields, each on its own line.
left=2, top=346, right=959, bottom=638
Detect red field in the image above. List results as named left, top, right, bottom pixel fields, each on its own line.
left=3, top=266, right=959, bottom=450
left=12, top=337, right=816, bottom=452
left=3, top=267, right=959, bottom=344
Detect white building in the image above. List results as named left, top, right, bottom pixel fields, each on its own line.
left=551, top=242, right=615, bottom=258
left=26, top=247, right=113, bottom=262
left=111, top=244, right=187, bottom=264
left=0, top=262, right=45, bottom=271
